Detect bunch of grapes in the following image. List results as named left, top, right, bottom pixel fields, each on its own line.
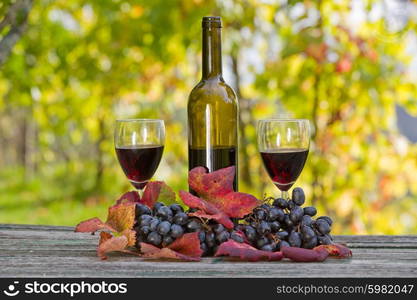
left=240, top=187, right=333, bottom=251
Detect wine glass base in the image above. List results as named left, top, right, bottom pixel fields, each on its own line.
left=129, top=179, right=148, bottom=190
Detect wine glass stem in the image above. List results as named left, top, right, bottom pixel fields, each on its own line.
left=281, top=190, right=289, bottom=200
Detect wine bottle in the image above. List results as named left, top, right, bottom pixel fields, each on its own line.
left=187, top=16, right=239, bottom=192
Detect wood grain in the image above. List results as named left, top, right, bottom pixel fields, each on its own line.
left=1, top=224, right=416, bottom=278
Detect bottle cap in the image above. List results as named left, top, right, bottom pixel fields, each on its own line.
left=202, top=16, right=222, bottom=28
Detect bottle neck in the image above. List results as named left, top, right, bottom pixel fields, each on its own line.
left=202, top=26, right=222, bottom=79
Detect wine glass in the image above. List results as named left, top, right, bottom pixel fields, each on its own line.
left=257, top=119, right=310, bottom=199
left=114, top=119, right=165, bottom=191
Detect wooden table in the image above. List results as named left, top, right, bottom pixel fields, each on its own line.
left=1, top=224, right=416, bottom=278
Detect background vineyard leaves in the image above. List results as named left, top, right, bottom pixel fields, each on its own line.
left=0, top=0, right=416, bottom=234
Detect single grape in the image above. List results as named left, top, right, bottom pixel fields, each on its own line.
left=270, top=221, right=281, bottom=232
left=216, top=231, right=230, bottom=244
left=139, top=225, right=151, bottom=236
left=317, top=216, right=333, bottom=226
left=300, top=215, right=313, bottom=227
left=278, top=240, right=290, bottom=250
left=288, top=231, right=302, bottom=247
left=169, top=204, right=184, bottom=214
left=315, top=219, right=331, bottom=234
left=230, top=231, right=244, bottom=243
left=292, top=187, right=305, bottom=206
left=277, top=231, right=289, bottom=240
left=234, top=224, right=245, bottom=232
left=186, top=219, right=202, bottom=232
left=147, top=232, right=162, bottom=246
left=273, top=198, right=288, bottom=209
left=289, top=206, right=304, bottom=223
left=149, top=219, right=160, bottom=231
left=260, top=203, right=270, bottom=210
left=283, top=215, right=294, bottom=229
left=198, top=231, right=206, bottom=243
left=318, top=234, right=332, bottom=245
left=256, top=221, right=271, bottom=235
left=157, top=221, right=171, bottom=235
left=302, top=235, right=318, bottom=249
left=170, top=224, right=184, bottom=238
left=139, top=215, right=153, bottom=226
left=162, top=235, right=174, bottom=247
left=256, top=236, right=269, bottom=248
left=173, top=212, right=188, bottom=225
left=153, top=202, right=164, bottom=213
left=303, top=206, right=317, bottom=217
left=255, top=209, right=266, bottom=220
left=301, top=225, right=316, bottom=241
left=156, top=206, right=173, bottom=220
left=244, top=225, right=257, bottom=241
left=287, top=200, right=296, bottom=210
left=205, top=232, right=216, bottom=248
left=260, top=244, right=274, bottom=252
left=200, top=242, right=209, bottom=256
left=275, top=208, right=285, bottom=222
left=135, top=203, right=152, bottom=217
left=268, top=207, right=281, bottom=221
left=213, top=224, right=225, bottom=234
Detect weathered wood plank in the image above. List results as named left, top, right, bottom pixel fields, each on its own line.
left=1, top=224, right=416, bottom=278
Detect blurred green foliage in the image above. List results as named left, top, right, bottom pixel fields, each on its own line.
left=0, top=0, right=416, bottom=233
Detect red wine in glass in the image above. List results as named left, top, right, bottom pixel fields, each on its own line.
left=260, top=148, right=309, bottom=191
left=116, top=145, right=164, bottom=189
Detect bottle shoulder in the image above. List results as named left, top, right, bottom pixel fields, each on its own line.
left=188, top=77, right=237, bottom=104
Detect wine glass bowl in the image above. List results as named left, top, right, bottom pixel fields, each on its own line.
left=257, top=119, right=310, bottom=198
left=114, top=119, right=165, bottom=190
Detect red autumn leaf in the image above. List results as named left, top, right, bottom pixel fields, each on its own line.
left=115, top=191, right=140, bottom=205
left=179, top=191, right=234, bottom=229
left=139, top=232, right=202, bottom=261
left=141, top=181, right=176, bottom=208
left=314, top=244, right=352, bottom=258
left=215, top=240, right=283, bottom=262
left=97, top=232, right=130, bottom=260
left=74, top=217, right=115, bottom=233
left=180, top=166, right=259, bottom=223
left=281, top=246, right=329, bottom=262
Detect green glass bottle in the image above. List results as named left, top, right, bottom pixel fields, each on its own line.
left=188, top=16, right=239, bottom=192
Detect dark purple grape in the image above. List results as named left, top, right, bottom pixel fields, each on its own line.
left=153, top=202, right=164, bottom=213
left=139, top=225, right=151, bottom=236
left=268, top=207, right=281, bottom=221
left=260, top=203, right=270, bottom=210
left=301, top=225, right=316, bottom=241
left=149, top=219, right=160, bottom=231
left=200, top=242, right=209, bottom=256
left=255, top=209, right=267, bottom=220
left=278, top=240, right=290, bottom=250
left=157, top=221, right=171, bottom=235
left=147, top=232, right=162, bottom=246
left=139, top=214, right=153, bottom=226
left=277, top=231, right=289, bottom=240
left=156, top=206, right=173, bottom=220
left=300, top=215, right=313, bottom=227
left=256, top=221, right=271, bottom=235
left=275, top=208, right=285, bottom=222
left=213, top=224, right=225, bottom=234
left=135, top=203, right=151, bottom=217
left=198, top=231, right=206, bottom=242
left=205, top=232, right=216, bottom=248
left=173, top=212, right=188, bottom=225
left=234, top=224, right=245, bottom=232
left=169, top=204, right=183, bottom=214
left=270, top=221, right=281, bottom=232
left=230, top=231, right=244, bottom=243
left=216, top=231, right=230, bottom=244
left=273, top=198, right=288, bottom=209
left=170, top=224, right=184, bottom=238
left=287, top=200, right=296, bottom=210
left=318, top=234, right=332, bottom=245
left=256, top=236, right=269, bottom=248
left=288, top=231, right=302, bottom=247
left=302, top=236, right=318, bottom=249
left=292, top=187, right=305, bottom=206
left=162, top=235, right=174, bottom=247
left=303, top=206, right=317, bottom=217
left=261, top=244, right=274, bottom=252
left=186, top=219, right=202, bottom=232
left=244, top=225, right=257, bottom=241
left=317, top=216, right=333, bottom=226
left=284, top=215, right=294, bottom=229
left=289, top=206, right=304, bottom=223
left=315, top=219, right=331, bottom=234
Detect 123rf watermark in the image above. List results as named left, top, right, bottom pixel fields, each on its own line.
left=3, top=281, right=127, bottom=297
left=277, top=284, right=414, bottom=295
